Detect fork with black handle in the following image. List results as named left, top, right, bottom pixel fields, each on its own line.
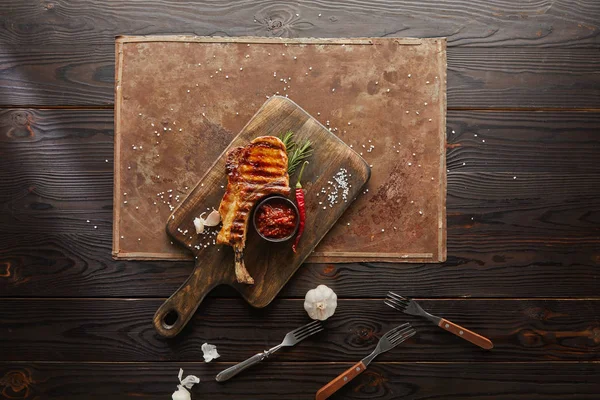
left=386, top=291, right=493, bottom=350
left=216, top=320, right=323, bottom=382
left=315, top=323, right=416, bottom=400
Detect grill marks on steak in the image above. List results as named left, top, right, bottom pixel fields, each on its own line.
left=217, top=136, right=291, bottom=284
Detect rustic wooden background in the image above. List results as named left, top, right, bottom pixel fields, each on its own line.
left=0, top=1, right=599, bottom=399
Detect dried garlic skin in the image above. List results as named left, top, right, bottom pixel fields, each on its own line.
left=304, top=284, right=337, bottom=321
left=172, top=368, right=199, bottom=400
left=202, top=342, right=220, bottom=362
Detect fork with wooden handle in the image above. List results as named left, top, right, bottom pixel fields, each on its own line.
left=385, top=291, right=493, bottom=350
left=315, top=323, right=415, bottom=400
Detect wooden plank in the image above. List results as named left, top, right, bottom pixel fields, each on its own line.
left=1, top=164, right=598, bottom=296
left=1, top=361, right=598, bottom=400
left=0, top=299, right=598, bottom=362
left=1, top=0, right=598, bottom=48
left=1, top=232, right=598, bottom=298
left=3, top=170, right=598, bottom=249
left=2, top=108, right=599, bottom=175
left=1, top=108, right=599, bottom=297
left=1, top=47, right=599, bottom=108
left=448, top=110, right=600, bottom=173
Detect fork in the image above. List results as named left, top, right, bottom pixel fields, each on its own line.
left=315, top=323, right=415, bottom=400
left=385, top=291, right=493, bottom=350
left=215, top=320, right=323, bottom=382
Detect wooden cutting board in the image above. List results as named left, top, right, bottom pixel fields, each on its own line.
left=153, top=96, right=370, bottom=337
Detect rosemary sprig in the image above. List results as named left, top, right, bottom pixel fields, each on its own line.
left=288, top=139, right=313, bottom=175
left=280, top=130, right=296, bottom=153
left=279, top=131, right=313, bottom=175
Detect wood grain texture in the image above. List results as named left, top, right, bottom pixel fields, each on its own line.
left=1, top=0, right=598, bottom=47
left=2, top=0, right=599, bottom=398
left=1, top=361, right=598, bottom=400
left=1, top=108, right=598, bottom=298
left=0, top=298, right=598, bottom=362
left=2, top=167, right=598, bottom=297
left=1, top=232, right=598, bottom=298
left=1, top=47, right=599, bottom=108
left=447, top=111, right=600, bottom=173
left=2, top=109, right=599, bottom=179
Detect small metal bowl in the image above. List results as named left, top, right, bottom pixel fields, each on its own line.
left=253, top=195, right=300, bottom=243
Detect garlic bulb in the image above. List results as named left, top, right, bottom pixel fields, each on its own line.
left=172, top=368, right=199, bottom=400
left=304, top=284, right=337, bottom=321
left=193, top=209, right=221, bottom=234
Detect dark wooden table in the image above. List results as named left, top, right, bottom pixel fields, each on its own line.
left=1, top=2, right=599, bottom=399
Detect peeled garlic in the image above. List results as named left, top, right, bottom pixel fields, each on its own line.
left=193, top=209, right=221, bottom=234
left=172, top=368, right=199, bottom=400
left=201, top=342, right=220, bottom=362
left=304, top=284, right=337, bottom=321
left=193, top=217, right=205, bottom=234
left=204, top=209, right=221, bottom=226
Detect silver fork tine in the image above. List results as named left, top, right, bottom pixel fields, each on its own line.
left=386, top=325, right=413, bottom=341
left=296, top=322, right=323, bottom=336
left=293, top=321, right=323, bottom=339
left=388, top=326, right=414, bottom=340
left=291, top=320, right=320, bottom=335
left=386, top=296, right=410, bottom=308
left=382, top=322, right=410, bottom=339
left=295, top=325, right=324, bottom=341
left=384, top=299, right=408, bottom=312
left=387, top=291, right=411, bottom=303
left=389, top=328, right=416, bottom=345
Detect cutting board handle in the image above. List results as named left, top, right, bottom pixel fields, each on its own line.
left=153, top=262, right=217, bottom=338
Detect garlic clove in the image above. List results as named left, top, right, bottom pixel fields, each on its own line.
left=204, top=209, right=221, bottom=227
left=193, top=209, right=220, bottom=235
left=172, top=386, right=191, bottom=400
left=193, top=217, right=205, bottom=234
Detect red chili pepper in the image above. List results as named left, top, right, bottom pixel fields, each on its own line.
left=292, top=161, right=309, bottom=253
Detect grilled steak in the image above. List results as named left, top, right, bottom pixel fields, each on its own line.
left=217, top=136, right=290, bottom=284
